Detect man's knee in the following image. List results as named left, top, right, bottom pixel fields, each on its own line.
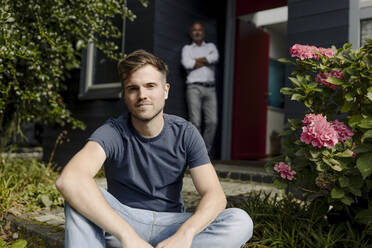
left=225, top=208, right=254, bottom=241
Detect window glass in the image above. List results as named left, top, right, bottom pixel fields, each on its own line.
left=361, top=18, right=372, bottom=46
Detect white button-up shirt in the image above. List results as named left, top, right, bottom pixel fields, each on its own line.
left=181, top=41, right=219, bottom=84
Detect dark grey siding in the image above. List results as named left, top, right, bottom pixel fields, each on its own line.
left=285, top=0, right=349, bottom=119
left=153, top=0, right=226, bottom=157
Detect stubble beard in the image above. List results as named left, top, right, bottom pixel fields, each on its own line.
left=131, top=103, right=165, bottom=123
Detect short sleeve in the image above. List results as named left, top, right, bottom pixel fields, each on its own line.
left=87, top=121, right=122, bottom=161
left=185, top=123, right=210, bottom=168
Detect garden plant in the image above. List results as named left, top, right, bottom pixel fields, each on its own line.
left=0, top=0, right=147, bottom=147
left=265, top=39, right=372, bottom=245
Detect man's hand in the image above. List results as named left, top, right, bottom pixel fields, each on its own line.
left=121, top=234, right=154, bottom=248
left=155, top=231, right=193, bottom=248
left=194, top=57, right=208, bottom=69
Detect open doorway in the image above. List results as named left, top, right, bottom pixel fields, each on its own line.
left=231, top=6, right=287, bottom=159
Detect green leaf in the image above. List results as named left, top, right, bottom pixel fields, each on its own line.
left=356, top=153, right=372, bottom=179
left=280, top=87, right=293, bottom=95
left=335, top=149, right=353, bottom=158
left=291, top=94, right=303, bottom=101
left=310, top=150, right=320, bottom=159
left=0, top=238, right=6, bottom=247
left=354, top=144, right=372, bottom=153
left=348, top=186, right=362, bottom=197
left=326, top=77, right=343, bottom=85
left=329, top=164, right=343, bottom=172
left=349, top=115, right=363, bottom=128
left=331, top=187, right=345, bottom=199
left=362, top=130, right=372, bottom=140
left=345, top=93, right=354, bottom=102
left=349, top=176, right=364, bottom=189
left=341, top=195, right=353, bottom=205
left=316, top=162, right=324, bottom=172
left=10, top=239, right=28, bottom=248
left=355, top=208, right=372, bottom=224
left=358, top=117, right=372, bottom=129
left=278, top=58, right=292, bottom=64
left=289, top=77, right=301, bottom=87
left=340, top=103, right=352, bottom=113
left=339, top=177, right=350, bottom=187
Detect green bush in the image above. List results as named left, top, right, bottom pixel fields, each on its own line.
left=0, top=0, right=147, bottom=145
left=230, top=192, right=371, bottom=248
left=265, top=40, right=372, bottom=235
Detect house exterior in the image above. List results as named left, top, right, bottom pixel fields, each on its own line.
left=41, top=0, right=370, bottom=166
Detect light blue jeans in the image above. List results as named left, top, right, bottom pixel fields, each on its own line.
left=64, top=188, right=253, bottom=248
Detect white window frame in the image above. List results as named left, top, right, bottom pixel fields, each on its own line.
left=349, top=0, right=372, bottom=48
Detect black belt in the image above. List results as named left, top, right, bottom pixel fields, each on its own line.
left=190, top=82, right=215, bottom=88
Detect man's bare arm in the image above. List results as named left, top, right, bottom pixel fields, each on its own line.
left=155, top=163, right=226, bottom=248
left=56, top=141, right=153, bottom=248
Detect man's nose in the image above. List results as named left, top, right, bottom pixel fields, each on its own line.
left=138, top=87, right=148, bottom=99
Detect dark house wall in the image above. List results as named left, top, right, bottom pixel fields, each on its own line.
left=43, top=0, right=226, bottom=167
left=285, top=0, right=350, bottom=120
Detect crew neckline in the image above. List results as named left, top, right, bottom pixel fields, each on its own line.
left=128, top=114, right=167, bottom=143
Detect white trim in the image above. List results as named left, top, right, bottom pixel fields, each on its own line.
left=238, top=6, right=287, bottom=27
left=360, top=0, right=372, bottom=8
left=253, top=6, right=288, bottom=27
left=349, top=0, right=360, bottom=49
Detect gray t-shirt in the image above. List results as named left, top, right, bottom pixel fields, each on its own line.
left=88, top=114, right=210, bottom=212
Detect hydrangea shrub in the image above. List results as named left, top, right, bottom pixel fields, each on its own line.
left=266, top=39, right=372, bottom=228
left=0, top=0, right=147, bottom=145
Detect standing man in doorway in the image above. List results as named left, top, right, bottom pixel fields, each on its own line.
left=181, top=21, right=219, bottom=156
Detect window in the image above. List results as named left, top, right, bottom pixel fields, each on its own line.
left=360, top=0, right=372, bottom=46
left=79, top=16, right=126, bottom=100
left=361, top=18, right=372, bottom=46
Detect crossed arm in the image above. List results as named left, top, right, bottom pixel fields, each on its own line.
left=56, top=141, right=226, bottom=248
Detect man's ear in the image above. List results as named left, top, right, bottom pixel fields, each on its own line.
left=164, top=83, right=170, bottom=100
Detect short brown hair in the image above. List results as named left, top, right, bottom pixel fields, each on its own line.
left=117, top=49, right=168, bottom=86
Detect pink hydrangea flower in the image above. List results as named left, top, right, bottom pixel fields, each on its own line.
left=317, top=47, right=335, bottom=58
left=300, top=114, right=339, bottom=148
left=330, top=120, right=354, bottom=143
left=290, top=44, right=334, bottom=60
left=315, top=69, right=343, bottom=90
left=274, top=162, right=296, bottom=181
